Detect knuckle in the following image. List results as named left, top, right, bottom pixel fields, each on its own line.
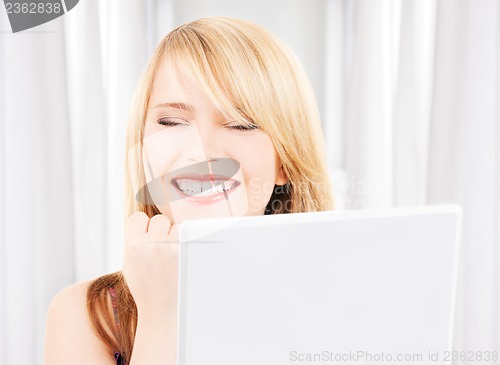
left=149, top=214, right=171, bottom=225
left=127, top=211, right=148, bottom=225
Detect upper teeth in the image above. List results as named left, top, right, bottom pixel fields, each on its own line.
left=174, top=179, right=237, bottom=197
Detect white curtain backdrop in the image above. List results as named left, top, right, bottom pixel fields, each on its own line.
left=327, top=0, right=499, bottom=358
left=0, top=0, right=154, bottom=362
left=1, top=7, right=75, bottom=365
left=0, top=0, right=498, bottom=364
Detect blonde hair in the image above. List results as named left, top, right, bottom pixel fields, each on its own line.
left=87, top=16, right=335, bottom=362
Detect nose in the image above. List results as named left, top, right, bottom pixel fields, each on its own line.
left=185, top=122, right=223, bottom=163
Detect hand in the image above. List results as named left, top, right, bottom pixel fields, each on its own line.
left=122, top=212, right=179, bottom=320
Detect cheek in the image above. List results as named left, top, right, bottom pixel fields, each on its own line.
left=229, top=134, right=278, bottom=198
left=142, top=128, right=182, bottom=182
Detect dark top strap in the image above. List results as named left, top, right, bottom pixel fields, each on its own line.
left=109, top=287, right=120, bottom=329
left=109, top=287, right=128, bottom=365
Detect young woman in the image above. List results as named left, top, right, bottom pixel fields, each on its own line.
left=44, top=16, right=334, bottom=365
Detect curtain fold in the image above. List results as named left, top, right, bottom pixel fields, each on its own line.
left=0, top=5, right=6, bottom=365
left=64, top=0, right=151, bottom=280
left=64, top=0, right=108, bottom=282
left=0, top=11, right=74, bottom=365
left=340, top=0, right=499, bottom=356
left=103, top=0, right=149, bottom=274
left=1, top=1, right=150, bottom=363
left=0, top=8, right=6, bottom=365
left=344, top=0, right=397, bottom=209
left=393, top=0, right=436, bottom=207
left=429, top=0, right=499, bottom=355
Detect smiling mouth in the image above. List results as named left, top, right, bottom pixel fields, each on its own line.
left=171, top=176, right=240, bottom=197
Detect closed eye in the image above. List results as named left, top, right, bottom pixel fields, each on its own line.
left=226, top=123, right=259, bottom=131
left=156, top=117, right=188, bottom=127
left=157, top=118, right=259, bottom=131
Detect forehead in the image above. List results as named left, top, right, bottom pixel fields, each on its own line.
left=149, top=59, right=206, bottom=105
left=147, top=58, right=241, bottom=122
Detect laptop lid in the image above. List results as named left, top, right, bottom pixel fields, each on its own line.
left=177, top=204, right=462, bottom=365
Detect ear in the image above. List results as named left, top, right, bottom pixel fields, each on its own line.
left=275, top=165, right=288, bottom=186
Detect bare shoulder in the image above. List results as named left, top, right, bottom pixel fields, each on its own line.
left=44, top=279, right=116, bottom=365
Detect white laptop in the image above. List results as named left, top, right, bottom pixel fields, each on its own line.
left=177, top=204, right=462, bottom=365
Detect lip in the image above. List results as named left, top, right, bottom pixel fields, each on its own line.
left=171, top=174, right=240, bottom=205
left=171, top=173, right=235, bottom=182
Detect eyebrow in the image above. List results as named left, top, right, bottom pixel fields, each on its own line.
left=151, top=102, right=195, bottom=111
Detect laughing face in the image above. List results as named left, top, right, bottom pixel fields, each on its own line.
left=140, top=60, right=288, bottom=224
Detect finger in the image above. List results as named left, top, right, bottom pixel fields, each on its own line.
left=167, top=224, right=179, bottom=253
left=167, top=223, right=179, bottom=241
left=147, top=214, right=172, bottom=243
left=125, top=211, right=150, bottom=243
left=167, top=223, right=178, bottom=239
